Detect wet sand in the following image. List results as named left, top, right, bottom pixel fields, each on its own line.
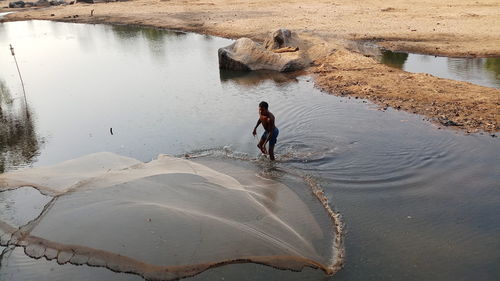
left=1, top=0, right=499, bottom=132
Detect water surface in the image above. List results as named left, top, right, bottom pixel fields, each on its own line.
left=349, top=41, right=500, bottom=89
left=380, top=50, right=500, bottom=89
left=0, top=21, right=499, bottom=281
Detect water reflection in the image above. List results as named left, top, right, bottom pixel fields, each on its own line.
left=109, top=25, right=186, bottom=58
left=110, top=25, right=143, bottom=40
left=379, top=50, right=500, bottom=89
left=485, top=58, right=500, bottom=77
left=380, top=50, right=408, bottom=68
left=110, top=25, right=186, bottom=40
left=219, top=69, right=302, bottom=87
left=0, top=80, right=39, bottom=173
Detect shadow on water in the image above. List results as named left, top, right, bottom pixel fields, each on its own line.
left=219, top=69, right=304, bottom=87
left=0, top=80, right=39, bottom=173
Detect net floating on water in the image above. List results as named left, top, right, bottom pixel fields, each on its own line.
left=0, top=152, right=342, bottom=280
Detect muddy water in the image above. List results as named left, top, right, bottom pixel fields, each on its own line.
left=0, top=21, right=499, bottom=281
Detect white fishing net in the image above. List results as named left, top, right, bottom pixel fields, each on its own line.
left=0, top=152, right=342, bottom=280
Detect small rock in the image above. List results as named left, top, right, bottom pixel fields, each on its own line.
left=9, top=1, right=25, bottom=8
left=34, top=0, right=50, bottom=6
left=49, top=0, right=65, bottom=5
left=442, top=120, right=462, bottom=126
left=264, top=28, right=300, bottom=51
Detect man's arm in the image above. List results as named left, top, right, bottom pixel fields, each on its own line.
left=252, top=119, right=261, bottom=136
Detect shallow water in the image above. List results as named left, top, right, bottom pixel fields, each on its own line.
left=0, top=186, right=51, bottom=227
left=0, top=21, right=499, bottom=281
left=348, top=41, right=500, bottom=89
left=380, top=50, right=500, bottom=89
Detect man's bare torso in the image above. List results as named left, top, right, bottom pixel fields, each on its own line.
left=260, top=112, right=275, bottom=132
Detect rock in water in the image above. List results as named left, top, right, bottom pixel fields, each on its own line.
left=218, top=38, right=305, bottom=72
left=218, top=29, right=308, bottom=72
left=218, top=40, right=252, bottom=71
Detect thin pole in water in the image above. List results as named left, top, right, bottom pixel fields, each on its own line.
left=9, top=44, right=29, bottom=118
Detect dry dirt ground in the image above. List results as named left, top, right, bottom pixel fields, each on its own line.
left=1, top=0, right=499, bottom=133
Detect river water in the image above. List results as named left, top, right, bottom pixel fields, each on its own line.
left=0, top=21, right=499, bottom=281
left=349, top=41, right=500, bottom=89
left=379, top=50, right=500, bottom=89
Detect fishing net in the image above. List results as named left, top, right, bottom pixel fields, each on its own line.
left=0, top=152, right=342, bottom=280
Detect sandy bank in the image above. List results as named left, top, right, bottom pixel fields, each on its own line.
left=1, top=0, right=499, bottom=133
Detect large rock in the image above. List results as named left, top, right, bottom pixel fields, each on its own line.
left=218, top=37, right=305, bottom=72
left=264, top=28, right=301, bottom=51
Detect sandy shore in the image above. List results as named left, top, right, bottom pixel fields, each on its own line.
left=1, top=0, right=499, bottom=133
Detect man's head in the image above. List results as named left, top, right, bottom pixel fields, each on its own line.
left=259, top=101, right=269, bottom=114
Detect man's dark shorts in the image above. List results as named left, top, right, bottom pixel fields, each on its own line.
left=261, top=128, right=279, bottom=145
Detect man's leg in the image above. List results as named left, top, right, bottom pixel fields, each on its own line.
left=257, top=138, right=267, bottom=154
left=269, top=144, right=275, bottom=161
left=268, top=128, right=278, bottom=161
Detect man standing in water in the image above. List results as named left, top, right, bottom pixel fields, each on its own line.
left=252, top=101, right=279, bottom=161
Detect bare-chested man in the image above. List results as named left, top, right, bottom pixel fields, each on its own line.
left=252, top=101, right=279, bottom=161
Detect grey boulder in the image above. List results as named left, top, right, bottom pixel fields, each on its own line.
left=218, top=36, right=305, bottom=72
